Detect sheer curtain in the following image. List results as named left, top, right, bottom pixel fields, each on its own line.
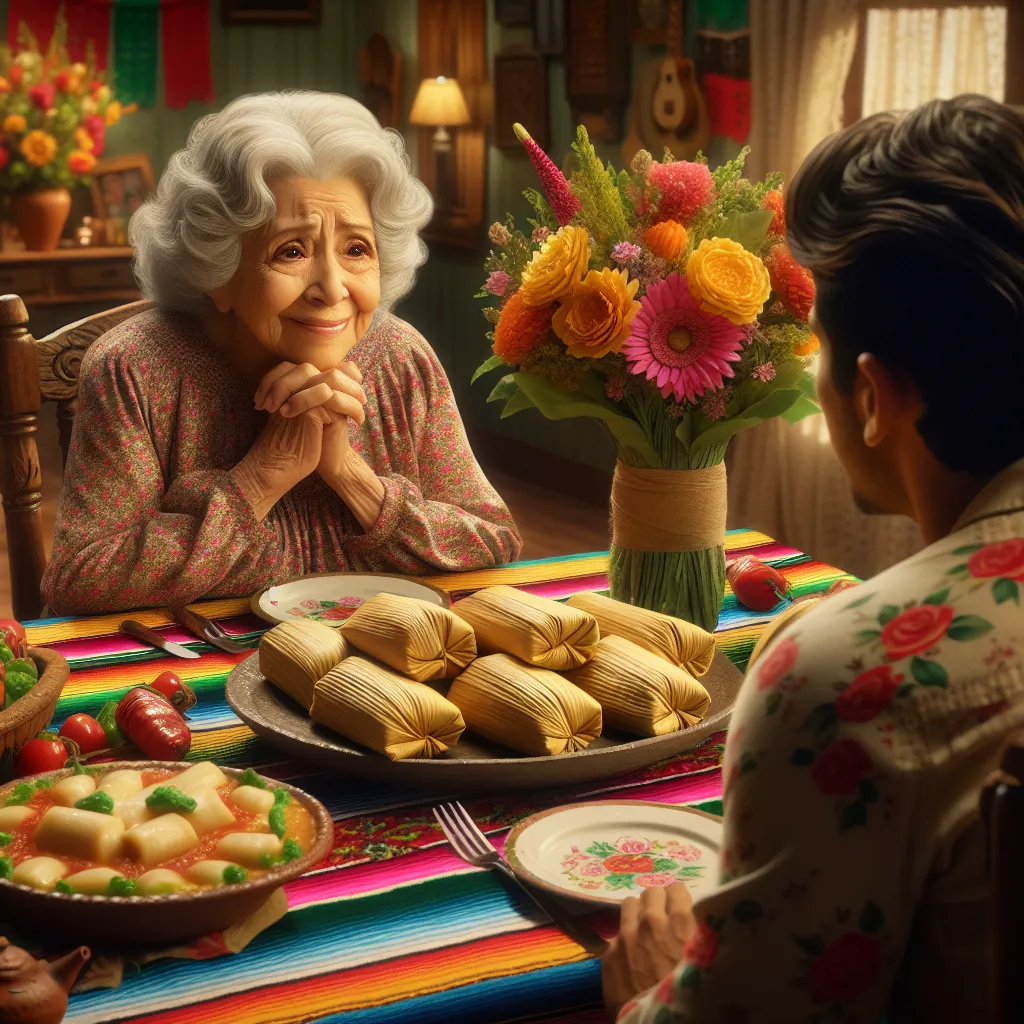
left=728, top=2, right=1006, bottom=581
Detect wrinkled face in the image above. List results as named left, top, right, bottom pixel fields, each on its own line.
left=811, top=310, right=895, bottom=516
left=210, top=176, right=381, bottom=370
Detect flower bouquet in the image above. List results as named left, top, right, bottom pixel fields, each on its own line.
left=0, top=13, right=135, bottom=249
left=474, top=123, right=819, bottom=630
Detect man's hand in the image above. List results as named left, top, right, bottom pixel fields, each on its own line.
left=602, top=883, right=696, bottom=1020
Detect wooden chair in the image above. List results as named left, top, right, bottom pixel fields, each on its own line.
left=980, top=728, right=1024, bottom=1024
left=0, top=295, right=154, bottom=620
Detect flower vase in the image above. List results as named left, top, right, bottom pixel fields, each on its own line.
left=12, top=188, right=72, bottom=252
left=607, top=459, right=728, bottom=631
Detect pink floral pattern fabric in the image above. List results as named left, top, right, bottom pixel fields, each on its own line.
left=619, top=459, right=1024, bottom=1024
left=42, top=310, right=522, bottom=614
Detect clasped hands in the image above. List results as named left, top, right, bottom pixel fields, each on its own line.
left=232, top=360, right=369, bottom=520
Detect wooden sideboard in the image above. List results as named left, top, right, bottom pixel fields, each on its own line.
left=0, top=247, right=140, bottom=307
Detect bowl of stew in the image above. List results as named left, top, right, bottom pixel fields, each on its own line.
left=0, top=760, right=332, bottom=944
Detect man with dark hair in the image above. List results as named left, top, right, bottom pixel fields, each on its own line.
left=602, top=95, right=1024, bottom=1024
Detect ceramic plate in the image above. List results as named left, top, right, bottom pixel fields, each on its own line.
left=505, top=801, right=723, bottom=907
left=225, top=649, right=743, bottom=793
left=250, top=572, right=450, bottom=626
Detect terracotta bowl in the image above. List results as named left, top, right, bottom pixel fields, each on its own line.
left=0, top=761, right=333, bottom=945
left=0, top=648, right=71, bottom=770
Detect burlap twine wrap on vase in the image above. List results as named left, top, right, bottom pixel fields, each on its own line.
left=608, top=460, right=728, bottom=631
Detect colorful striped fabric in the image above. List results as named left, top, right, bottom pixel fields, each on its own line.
left=21, top=531, right=854, bottom=1024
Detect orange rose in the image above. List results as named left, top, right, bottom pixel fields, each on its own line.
left=3, top=114, right=26, bottom=134
left=74, top=127, right=94, bottom=152
left=20, top=130, right=58, bottom=168
left=67, top=149, right=96, bottom=174
left=552, top=267, right=641, bottom=358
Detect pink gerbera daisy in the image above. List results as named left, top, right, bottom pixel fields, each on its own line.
left=623, top=272, right=746, bottom=403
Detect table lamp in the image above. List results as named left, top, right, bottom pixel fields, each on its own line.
left=409, top=75, right=470, bottom=211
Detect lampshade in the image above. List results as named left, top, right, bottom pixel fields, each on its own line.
left=409, top=76, right=471, bottom=127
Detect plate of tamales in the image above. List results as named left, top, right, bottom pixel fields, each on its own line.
left=250, top=572, right=450, bottom=626
left=226, top=588, right=744, bottom=792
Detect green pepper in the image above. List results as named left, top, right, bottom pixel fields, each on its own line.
left=34, top=778, right=54, bottom=790
left=238, top=768, right=267, bottom=789
left=5, top=782, right=34, bottom=806
left=3, top=668, right=35, bottom=708
left=75, top=791, right=115, bottom=815
left=55, top=879, right=74, bottom=895
left=222, top=865, right=247, bottom=885
left=108, top=876, right=136, bottom=897
left=281, top=837, right=303, bottom=863
left=145, top=786, right=197, bottom=814
left=268, top=788, right=290, bottom=839
left=0, top=832, right=11, bottom=846
left=6, top=657, right=36, bottom=682
left=96, top=701, right=124, bottom=749
left=0, top=856, right=12, bottom=880
left=0, top=638, right=13, bottom=664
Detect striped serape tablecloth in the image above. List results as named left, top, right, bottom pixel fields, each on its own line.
left=23, top=529, right=854, bottom=1024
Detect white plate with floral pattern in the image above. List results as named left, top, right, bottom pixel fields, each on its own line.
left=250, top=572, right=450, bottom=626
left=505, top=801, right=723, bottom=907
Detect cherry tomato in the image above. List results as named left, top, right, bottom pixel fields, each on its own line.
left=59, top=713, right=108, bottom=755
left=150, top=671, right=196, bottom=711
left=14, top=735, right=69, bottom=777
left=0, top=618, right=25, bottom=656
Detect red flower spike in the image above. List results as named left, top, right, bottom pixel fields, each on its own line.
left=765, top=242, right=815, bottom=321
left=514, top=122, right=581, bottom=227
left=726, top=555, right=790, bottom=611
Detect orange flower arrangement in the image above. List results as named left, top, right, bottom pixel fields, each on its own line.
left=493, top=293, right=555, bottom=365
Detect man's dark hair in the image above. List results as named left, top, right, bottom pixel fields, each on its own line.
left=786, top=94, right=1024, bottom=476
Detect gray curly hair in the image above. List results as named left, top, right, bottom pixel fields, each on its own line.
left=130, top=91, right=434, bottom=313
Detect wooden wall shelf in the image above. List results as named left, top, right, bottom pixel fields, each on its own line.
left=0, top=247, right=140, bottom=307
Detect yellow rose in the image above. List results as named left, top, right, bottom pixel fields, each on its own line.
left=71, top=63, right=87, bottom=77
left=3, top=114, right=26, bottom=134
left=685, top=237, right=772, bottom=325
left=20, top=129, right=58, bottom=167
left=105, top=100, right=122, bottom=126
left=519, top=225, right=591, bottom=307
left=96, top=85, right=111, bottom=105
left=74, top=127, right=94, bottom=151
left=81, top=96, right=97, bottom=116
left=552, top=267, right=641, bottom=359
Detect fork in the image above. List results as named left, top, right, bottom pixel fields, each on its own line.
left=433, top=801, right=609, bottom=956
left=169, top=603, right=250, bottom=654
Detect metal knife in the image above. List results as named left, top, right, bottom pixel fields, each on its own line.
left=169, top=603, right=249, bottom=655
left=120, top=619, right=200, bottom=659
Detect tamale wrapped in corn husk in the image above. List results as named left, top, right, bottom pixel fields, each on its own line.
left=447, top=653, right=602, bottom=756
left=260, top=620, right=349, bottom=710
left=341, top=594, right=476, bottom=682
left=310, top=657, right=465, bottom=761
left=565, top=591, right=717, bottom=676
left=453, top=586, right=598, bottom=670
left=565, top=635, right=712, bottom=737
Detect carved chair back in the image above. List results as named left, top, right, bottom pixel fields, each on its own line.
left=0, top=295, right=154, bottom=619
left=980, top=728, right=1024, bottom=1024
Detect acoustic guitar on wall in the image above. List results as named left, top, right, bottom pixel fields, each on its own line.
left=652, top=2, right=687, bottom=132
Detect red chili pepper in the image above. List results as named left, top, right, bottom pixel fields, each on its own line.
left=726, top=556, right=791, bottom=612
left=115, top=687, right=192, bottom=761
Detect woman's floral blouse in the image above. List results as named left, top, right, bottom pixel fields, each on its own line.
left=620, top=459, right=1024, bottom=1024
left=42, top=309, right=522, bottom=613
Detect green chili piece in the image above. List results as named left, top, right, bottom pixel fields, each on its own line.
left=281, top=838, right=303, bottom=863
left=0, top=856, right=14, bottom=880
left=75, top=791, right=115, bottom=815
left=145, top=786, right=198, bottom=814
left=107, top=876, right=137, bottom=897
left=222, top=865, right=247, bottom=885
left=55, top=879, right=74, bottom=895
left=238, top=768, right=267, bottom=789
left=0, top=832, right=11, bottom=846
left=5, top=782, right=33, bottom=806
left=34, top=778, right=54, bottom=790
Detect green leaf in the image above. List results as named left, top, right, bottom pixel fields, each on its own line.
left=472, top=354, right=505, bottom=382
left=946, top=614, right=994, bottom=642
left=606, top=873, right=638, bottom=889
left=952, top=544, right=984, bottom=556
left=840, top=801, right=868, bottom=831
left=859, top=901, right=885, bottom=934
left=794, top=934, right=825, bottom=956
left=587, top=841, right=618, bottom=858
left=922, top=588, right=951, bottom=606
left=487, top=375, right=518, bottom=403
left=500, top=390, right=534, bottom=418
left=689, top=389, right=803, bottom=462
left=803, top=703, right=837, bottom=733
left=854, top=629, right=881, bottom=645
left=877, top=605, right=900, bottom=626
left=790, top=748, right=817, bottom=766
left=674, top=411, right=694, bottom=453
left=733, top=899, right=764, bottom=923
left=859, top=779, right=879, bottom=804
left=843, top=593, right=874, bottom=610
left=512, top=371, right=661, bottom=467
left=780, top=393, right=820, bottom=424
left=993, top=578, right=1020, bottom=605
left=911, top=657, right=948, bottom=687
left=652, top=858, right=678, bottom=872
left=715, top=209, right=775, bottom=252
left=946, top=563, right=969, bottom=576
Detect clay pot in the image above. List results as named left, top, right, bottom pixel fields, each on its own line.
left=0, top=936, right=90, bottom=1024
left=11, top=189, right=72, bottom=252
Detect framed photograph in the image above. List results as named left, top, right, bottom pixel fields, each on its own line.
left=533, top=0, right=565, bottom=54
left=494, top=48, right=548, bottom=151
left=494, top=0, right=532, bottom=25
left=90, top=154, right=155, bottom=247
left=221, top=0, right=321, bottom=25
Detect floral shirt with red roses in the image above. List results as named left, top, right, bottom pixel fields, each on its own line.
left=619, top=459, right=1024, bottom=1024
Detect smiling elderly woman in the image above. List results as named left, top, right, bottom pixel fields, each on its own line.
left=41, top=92, right=522, bottom=615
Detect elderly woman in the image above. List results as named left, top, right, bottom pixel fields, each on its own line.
left=42, top=92, right=522, bottom=615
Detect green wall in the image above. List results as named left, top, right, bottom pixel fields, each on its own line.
left=4, top=0, right=741, bottom=475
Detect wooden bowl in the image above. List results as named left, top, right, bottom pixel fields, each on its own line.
left=0, top=761, right=333, bottom=945
left=0, top=647, right=70, bottom=767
